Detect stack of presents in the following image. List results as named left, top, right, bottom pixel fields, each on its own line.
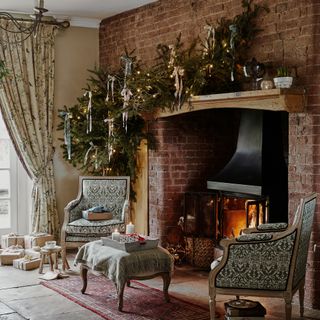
left=0, top=233, right=54, bottom=271
left=224, top=299, right=266, bottom=320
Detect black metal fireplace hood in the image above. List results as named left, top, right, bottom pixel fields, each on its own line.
left=207, top=109, right=288, bottom=198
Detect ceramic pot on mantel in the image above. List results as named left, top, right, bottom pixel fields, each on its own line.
left=273, top=76, right=293, bottom=89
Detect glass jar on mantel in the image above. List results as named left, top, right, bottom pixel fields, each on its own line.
left=260, top=69, right=274, bottom=90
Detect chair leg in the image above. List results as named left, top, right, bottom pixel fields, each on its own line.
left=209, top=295, right=216, bottom=320
left=299, top=284, right=305, bottom=317
left=284, top=297, right=292, bottom=320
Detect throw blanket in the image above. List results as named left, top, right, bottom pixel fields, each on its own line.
left=74, top=240, right=174, bottom=290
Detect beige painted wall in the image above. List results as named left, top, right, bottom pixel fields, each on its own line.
left=53, top=26, right=99, bottom=226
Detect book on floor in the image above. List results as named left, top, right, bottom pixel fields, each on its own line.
left=224, top=299, right=266, bottom=317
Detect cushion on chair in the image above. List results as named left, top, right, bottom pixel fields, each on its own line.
left=65, top=218, right=125, bottom=237
left=256, top=222, right=288, bottom=231
left=236, top=233, right=272, bottom=242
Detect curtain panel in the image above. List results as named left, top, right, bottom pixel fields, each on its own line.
left=0, top=20, right=59, bottom=237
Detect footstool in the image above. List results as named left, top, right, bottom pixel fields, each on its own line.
left=74, top=240, right=174, bottom=311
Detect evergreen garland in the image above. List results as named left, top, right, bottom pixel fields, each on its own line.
left=58, top=0, right=268, bottom=195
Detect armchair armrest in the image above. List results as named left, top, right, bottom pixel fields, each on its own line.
left=242, top=222, right=288, bottom=235
left=212, top=230, right=297, bottom=291
left=236, top=232, right=272, bottom=242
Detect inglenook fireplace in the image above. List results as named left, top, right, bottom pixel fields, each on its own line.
left=148, top=90, right=304, bottom=269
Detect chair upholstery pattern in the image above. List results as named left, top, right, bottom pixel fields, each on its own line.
left=293, top=197, right=316, bottom=287
left=257, top=222, right=288, bottom=231
left=61, top=176, right=130, bottom=245
left=69, top=179, right=127, bottom=222
left=216, top=232, right=296, bottom=290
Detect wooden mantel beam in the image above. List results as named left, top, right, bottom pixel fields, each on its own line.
left=157, top=88, right=306, bottom=118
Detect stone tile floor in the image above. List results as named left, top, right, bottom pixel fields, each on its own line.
left=0, top=255, right=319, bottom=319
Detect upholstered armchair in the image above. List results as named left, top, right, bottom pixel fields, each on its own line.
left=209, top=193, right=317, bottom=320
left=61, top=176, right=130, bottom=269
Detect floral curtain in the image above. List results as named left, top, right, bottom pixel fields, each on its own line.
left=0, top=20, right=59, bottom=237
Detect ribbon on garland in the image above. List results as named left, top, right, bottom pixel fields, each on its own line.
left=229, top=24, right=237, bottom=82
left=84, top=141, right=99, bottom=170
left=59, top=111, right=71, bottom=160
left=172, top=66, right=184, bottom=109
left=168, top=44, right=176, bottom=67
left=203, top=25, right=215, bottom=56
left=106, top=75, right=116, bottom=102
left=104, top=112, right=114, bottom=161
left=121, top=87, right=133, bottom=131
left=84, top=91, right=93, bottom=133
left=120, top=55, right=132, bottom=84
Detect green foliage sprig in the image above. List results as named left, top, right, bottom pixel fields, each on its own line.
left=276, top=66, right=290, bottom=77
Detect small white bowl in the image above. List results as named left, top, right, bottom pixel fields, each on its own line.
left=45, top=241, right=56, bottom=248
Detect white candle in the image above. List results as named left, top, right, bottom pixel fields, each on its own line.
left=126, top=222, right=135, bottom=234
left=111, top=229, right=120, bottom=241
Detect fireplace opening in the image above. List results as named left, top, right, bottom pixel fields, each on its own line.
left=220, top=194, right=268, bottom=239
left=183, top=191, right=268, bottom=243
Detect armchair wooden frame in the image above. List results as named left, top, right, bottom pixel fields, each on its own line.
left=209, top=193, right=317, bottom=320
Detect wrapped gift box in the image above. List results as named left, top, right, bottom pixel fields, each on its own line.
left=1, top=234, right=25, bottom=249
left=82, top=210, right=113, bottom=221
left=0, top=248, right=25, bottom=265
left=101, top=234, right=159, bottom=252
left=24, top=233, right=54, bottom=249
left=13, top=257, right=41, bottom=271
left=24, top=248, right=41, bottom=259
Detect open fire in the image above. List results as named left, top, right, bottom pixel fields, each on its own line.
left=184, top=192, right=268, bottom=243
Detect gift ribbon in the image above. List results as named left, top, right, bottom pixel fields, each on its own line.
left=59, top=111, right=71, bottom=160
left=229, top=24, right=237, bottom=82
left=106, top=75, right=116, bottom=102
left=84, top=91, right=93, bottom=133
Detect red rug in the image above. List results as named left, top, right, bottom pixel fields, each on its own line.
left=41, top=274, right=210, bottom=320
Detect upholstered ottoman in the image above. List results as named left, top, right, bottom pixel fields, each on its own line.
left=74, top=240, right=174, bottom=311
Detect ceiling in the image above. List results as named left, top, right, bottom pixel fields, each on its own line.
left=0, top=0, right=158, bottom=27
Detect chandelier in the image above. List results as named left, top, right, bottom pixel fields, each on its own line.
left=0, top=0, right=70, bottom=44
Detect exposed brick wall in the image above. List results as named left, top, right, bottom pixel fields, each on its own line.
left=148, top=110, right=238, bottom=241
left=100, top=0, right=320, bottom=309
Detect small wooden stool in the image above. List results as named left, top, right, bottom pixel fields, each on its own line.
left=39, top=245, right=62, bottom=274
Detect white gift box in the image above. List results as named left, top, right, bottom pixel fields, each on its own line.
left=1, top=234, right=25, bottom=249
left=13, top=257, right=41, bottom=271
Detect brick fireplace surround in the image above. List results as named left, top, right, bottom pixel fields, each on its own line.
left=100, top=0, right=320, bottom=309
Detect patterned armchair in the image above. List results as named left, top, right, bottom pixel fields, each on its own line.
left=209, top=193, right=317, bottom=320
left=60, top=176, right=130, bottom=269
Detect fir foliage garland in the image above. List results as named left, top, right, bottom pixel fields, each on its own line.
left=58, top=0, right=268, bottom=192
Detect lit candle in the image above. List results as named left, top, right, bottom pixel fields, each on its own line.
left=126, top=222, right=135, bottom=234
left=111, top=229, right=120, bottom=241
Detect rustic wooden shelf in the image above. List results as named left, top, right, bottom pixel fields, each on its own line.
left=157, top=88, right=306, bottom=118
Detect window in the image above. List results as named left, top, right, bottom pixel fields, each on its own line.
left=0, top=112, right=31, bottom=236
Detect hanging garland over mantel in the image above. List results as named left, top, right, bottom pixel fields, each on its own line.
left=58, top=0, right=268, bottom=191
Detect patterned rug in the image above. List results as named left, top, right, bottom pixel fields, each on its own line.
left=41, top=274, right=210, bottom=320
